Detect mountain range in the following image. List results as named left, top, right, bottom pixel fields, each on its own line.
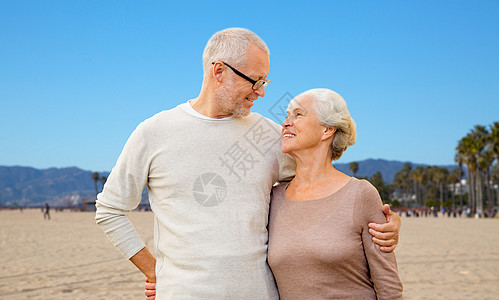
left=0, top=159, right=457, bottom=207
left=0, top=166, right=108, bottom=207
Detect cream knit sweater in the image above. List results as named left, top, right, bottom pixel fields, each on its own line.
left=96, top=102, right=295, bottom=299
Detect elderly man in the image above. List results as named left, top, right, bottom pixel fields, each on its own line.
left=96, top=28, right=400, bottom=300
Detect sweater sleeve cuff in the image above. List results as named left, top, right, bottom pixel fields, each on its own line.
left=95, top=201, right=147, bottom=259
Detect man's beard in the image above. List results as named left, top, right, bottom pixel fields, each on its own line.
left=214, top=79, right=251, bottom=117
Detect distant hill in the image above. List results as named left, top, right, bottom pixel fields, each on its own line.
left=0, top=159, right=457, bottom=207
left=0, top=166, right=107, bottom=207
left=334, top=158, right=458, bottom=184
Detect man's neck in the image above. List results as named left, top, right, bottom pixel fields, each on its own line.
left=190, top=90, right=233, bottom=119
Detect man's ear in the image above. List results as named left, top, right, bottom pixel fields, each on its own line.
left=212, top=62, right=224, bottom=84
left=322, top=127, right=336, bottom=141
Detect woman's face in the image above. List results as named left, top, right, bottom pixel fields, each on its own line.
left=281, top=96, right=327, bottom=155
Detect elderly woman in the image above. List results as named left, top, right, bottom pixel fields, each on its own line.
left=268, top=89, right=403, bottom=300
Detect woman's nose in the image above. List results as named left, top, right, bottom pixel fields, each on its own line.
left=282, top=117, right=291, bottom=127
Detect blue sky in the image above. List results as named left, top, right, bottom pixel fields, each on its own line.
left=1, top=1, right=498, bottom=172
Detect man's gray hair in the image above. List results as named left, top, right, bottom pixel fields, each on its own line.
left=202, top=28, right=269, bottom=74
left=294, top=88, right=357, bottom=161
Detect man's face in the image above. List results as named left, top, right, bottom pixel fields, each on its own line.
left=215, top=44, right=270, bottom=117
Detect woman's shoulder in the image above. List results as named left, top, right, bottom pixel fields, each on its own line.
left=348, top=177, right=376, bottom=191
left=350, top=178, right=385, bottom=224
left=349, top=178, right=382, bottom=203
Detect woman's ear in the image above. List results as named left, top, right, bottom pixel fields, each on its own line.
left=322, top=127, right=336, bottom=141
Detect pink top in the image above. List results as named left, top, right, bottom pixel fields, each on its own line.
left=268, top=178, right=403, bottom=300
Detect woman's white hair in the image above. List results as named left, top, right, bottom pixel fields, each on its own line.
left=202, top=28, right=269, bottom=74
left=294, top=88, right=357, bottom=161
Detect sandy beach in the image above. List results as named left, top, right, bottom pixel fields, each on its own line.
left=1, top=209, right=498, bottom=300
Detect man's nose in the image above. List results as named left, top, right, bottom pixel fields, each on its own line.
left=254, top=85, right=265, bottom=97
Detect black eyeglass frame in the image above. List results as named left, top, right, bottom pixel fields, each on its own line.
left=212, top=61, right=270, bottom=90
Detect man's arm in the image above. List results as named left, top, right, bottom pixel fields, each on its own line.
left=130, top=247, right=156, bottom=283
left=368, top=204, right=401, bottom=253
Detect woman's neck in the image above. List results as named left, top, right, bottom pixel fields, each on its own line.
left=287, top=150, right=351, bottom=201
left=293, top=154, right=335, bottom=187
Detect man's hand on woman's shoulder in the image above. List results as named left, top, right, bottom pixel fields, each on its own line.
left=369, top=204, right=401, bottom=253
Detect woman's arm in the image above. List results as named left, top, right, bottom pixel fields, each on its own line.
left=359, top=182, right=403, bottom=299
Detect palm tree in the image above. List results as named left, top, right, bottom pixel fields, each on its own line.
left=492, top=163, right=499, bottom=211
left=369, top=172, right=392, bottom=203
left=432, top=167, right=449, bottom=212
left=471, top=125, right=489, bottom=217
left=489, top=122, right=499, bottom=209
left=410, top=166, right=425, bottom=207
left=349, top=162, right=359, bottom=178
left=424, top=166, right=440, bottom=210
left=92, top=172, right=100, bottom=196
left=479, top=148, right=495, bottom=215
left=456, top=125, right=490, bottom=217
left=490, top=122, right=499, bottom=160
left=449, top=167, right=463, bottom=213
left=393, top=163, right=412, bottom=206
left=453, top=155, right=466, bottom=214
left=456, top=136, right=471, bottom=215
left=99, top=176, right=107, bottom=193
left=457, top=133, right=477, bottom=216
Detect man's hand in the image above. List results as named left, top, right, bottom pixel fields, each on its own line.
left=368, top=204, right=401, bottom=253
left=145, top=279, right=156, bottom=300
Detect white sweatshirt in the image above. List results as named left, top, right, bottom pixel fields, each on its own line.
left=95, top=102, right=295, bottom=299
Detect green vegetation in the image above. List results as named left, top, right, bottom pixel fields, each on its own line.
left=388, top=122, right=499, bottom=218
left=455, top=122, right=499, bottom=217
left=349, top=162, right=359, bottom=178
left=91, top=172, right=108, bottom=196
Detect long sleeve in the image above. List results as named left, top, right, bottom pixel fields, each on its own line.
left=95, top=122, right=150, bottom=259
left=357, top=181, right=403, bottom=300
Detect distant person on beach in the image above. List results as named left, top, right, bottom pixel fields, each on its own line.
left=267, top=89, right=403, bottom=299
left=95, top=28, right=401, bottom=300
left=43, top=202, right=50, bottom=220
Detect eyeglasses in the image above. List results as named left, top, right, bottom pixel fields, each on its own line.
left=212, top=61, right=270, bottom=90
